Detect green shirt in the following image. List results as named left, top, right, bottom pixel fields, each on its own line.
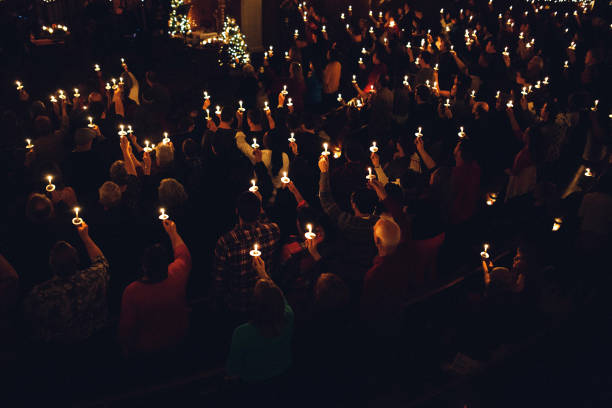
left=227, top=304, right=294, bottom=382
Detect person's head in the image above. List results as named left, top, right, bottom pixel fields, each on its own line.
left=373, top=217, right=402, bottom=255
left=49, top=241, right=79, bottom=277
left=98, top=181, right=122, bottom=209
left=242, top=63, right=256, bottom=78
left=220, top=108, right=234, bottom=124
left=110, top=160, right=128, bottom=186
left=74, top=128, right=95, bottom=150
left=158, top=178, right=188, bottom=209
left=26, top=193, right=54, bottom=223
left=145, top=70, right=158, bottom=86
left=247, top=109, right=262, bottom=129
left=415, top=84, right=431, bottom=103
left=372, top=50, right=381, bottom=65
left=182, top=138, right=199, bottom=159
left=384, top=183, right=403, bottom=205
left=314, top=273, right=349, bottom=313
left=237, top=191, right=261, bottom=223
left=252, top=279, right=286, bottom=335
left=30, top=101, right=47, bottom=119
left=296, top=205, right=322, bottom=237
left=88, top=92, right=106, bottom=117
left=343, top=140, right=366, bottom=163
left=141, top=244, right=169, bottom=283
left=289, top=62, right=303, bottom=81
left=539, top=99, right=559, bottom=122
left=585, top=48, right=603, bottom=66
left=420, top=52, right=433, bottom=68
left=453, top=139, right=475, bottom=164
left=350, top=188, right=378, bottom=216
left=33, top=115, right=52, bottom=137
left=155, top=143, right=174, bottom=168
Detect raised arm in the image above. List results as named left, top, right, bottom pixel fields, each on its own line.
left=318, top=156, right=354, bottom=230
left=414, top=137, right=437, bottom=170
left=76, top=222, right=104, bottom=262
left=162, top=220, right=191, bottom=281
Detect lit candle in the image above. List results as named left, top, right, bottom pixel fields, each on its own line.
left=263, top=101, right=270, bottom=112
left=249, top=243, right=261, bottom=257
left=16, top=81, right=24, bottom=91
left=251, top=138, right=260, bottom=149
left=415, top=127, right=423, bottom=138
left=333, top=147, right=342, bottom=159
left=88, top=117, right=94, bottom=128
left=366, top=167, right=375, bottom=180
left=111, top=78, right=117, bottom=90
left=521, top=86, right=528, bottom=96
left=73, top=88, right=80, bottom=98
left=321, top=142, right=330, bottom=156
left=480, top=244, right=490, bottom=260
left=348, top=5, right=352, bottom=12
left=361, top=47, right=367, bottom=55
left=94, top=64, right=100, bottom=72
left=425, top=80, right=430, bottom=88
left=584, top=168, right=593, bottom=177
left=340, top=12, right=345, bottom=20
left=282, top=85, right=288, bottom=95
left=203, top=91, right=210, bottom=100
left=502, top=46, right=509, bottom=56
left=215, top=105, right=222, bottom=115
left=337, top=93, right=343, bottom=102
left=591, top=100, right=599, bottom=112
left=543, top=77, right=550, bottom=85
left=563, top=60, right=569, bottom=69
left=162, top=132, right=170, bottom=144
left=535, top=81, right=541, bottom=89
left=269, top=45, right=273, bottom=55
left=506, top=100, right=514, bottom=108
left=281, top=172, right=291, bottom=184
left=406, top=42, right=411, bottom=49
left=552, top=218, right=563, bottom=232
left=450, top=45, right=454, bottom=52
left=119, top=77, right=124, bottom=85
left=205, top=109, right=210, bottom=120
left=415, top=57, right=420, bottom=65
left=143, top=140, right=152, bottom=152
left=285, top=51, right=289, bottom=60
left=288, top=132, right=296, bottom=143
left=45, top=175, right=55, bottom=192
left=50, top=95, right=57, bottom=103
left=121, top=57, right=127, bottom=67
left=568, top=41, right=576, bottom=50
left=403, top=76, right=409, bottom=87
left=105, top=83, right=111, bottom=91
left=127, top=125, right=133, bottom=134
left=378, top=11, right=382, bottom=19
left=25, top=139, right=34, bottom=149
left=458, top=126, right=466, bottom=138
left=444, top=98, right=451, bottom=107
left=369, top=27, right=374, bottom=34
left=118, top=124, right=127, bottom=137
left=58, top=90, right=66, bottom=100
left=238, top=100, right=245, bottom=112
left=321, top=25, right=326, bottom=33
left=434, top=63, right=439, bottom=71
left=287, top=98, right=293, bottom=107
left=352, top=74, right=357, bottom=84
left=294, top=29, right=299, bottom=39
left=486, top=193, right=497, bottom=206
left=305, top=223, right=316, bottom=240
left=369, top=84, right=375, bottom=93
left=158, top=208, right=169, bottom=220
left=470, top=90, right=476, bottom=99
left=369, top=141, right=378, bottom=153
left=72, top=207, right=83, bottom=226
left=369, top=10, right=372, bottom=17
left=346, top=24, right=350, bottom=30
left=358, top=57, right=363, bottom=65
left=249, top=179, right=259, bottom=192
left=495, top=91, right=500, bottom=99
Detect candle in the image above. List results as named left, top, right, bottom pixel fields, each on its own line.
left=369, top=141, right=378, bottom=153
left=358, top=57, right=363, bottom=65
left=322, top=142, right=330, bottom=156
left=321, top=25, right=326, bottom=33
left=118, top=125, right=127, bottom=137
left=420, top=38, right=425, bottom=50
left=535, top=81, right=541, bottom=89
left=415, top=57, right=420, bottom=65
left=25, top=139, right=34, bottom=149
left=486, top=193, right=498, bottom=206
left=346, top=24, right=350, bottom=31
left=369, top=84, right=375, bottom=93
left=450, top=45, right=454, bottom=52
left=552, top=218, right=563, bottom=232
left=45, top=175, right=56, bottom=192
left=502, top=46, right=509, bottom=56
left=458, top=126, right=466, bottom=138
left=73, top=88, right=80, bottom=98
left=287, top=98, right=293, bottom=107
left=285, top=51, right=289, bottom=60
left=72, top=207, right=83, bottom=226
left=425, top=80, right=430, bottom=89
left=348, top=5, right=352, bottom=12
left=495, top=91, right=501, bottom=100
left=444, top=98, right=451, bottom=107
left=94, top=64, right=100, bottom=72
left=282, top=85, right=288, bottom=95
left=119, top=77, right=124, bottom=85
left=584, top=168, right=593, bottom=177
left=263, top=101, right=270, bottom=111
left=58, top=90, right=66, bottom=100
left=337, top=93, right=343, bottom=102
left=249, top=179, right=259, bottom=192
left=470, top=90, right=476, bottom=99
left=305, top=224, right=316, bottom=240
left=506, top=100, right=514, bottom=109
left=352, top=74, right=357, bottom=84
left=415, top=127, right=423, bottom=138
left=369, top=27, right=374, bottom=34
left=143, top=140, right=152, bottom=152
left=288, top=132, right=296, bottom=143
left=563, top=60, right=569, bottom=69
left=434, top=63, right=439, bottom=71
left=480, top=243, right=490, bottom=259
left=111, top=78, right=117, bottom=90
left=16, top=81, right=24, bottom=91
left=251, top=138, right=260, bottom=149
left=406, top=42, right=411, bottom=49
left=281, top=172, right=291, bottom=184
left=366, top=167, right=375, bottom=180
left=403, top=76, right=409, bottom=87
left=264, top=52, right=268, bottom=59
left=203, top=91, right=210, bottom=100
left=50, top=95, right=58, bottom=103
left=294, top=29, right=299, bottom=39
left=88, top=117, right=94, bottom=128
left=340, top=13, right=345, bottom=20
left=568, top=42, right=576, bottom=50
left=521, top=86, right=528, bottom=96
left=158, top=208, right=169, bottom=220
left=378, top=11, right=382, bottom=19
left=121, top=57, right=127, bottom=67
left=543, top=77, right=550, bottom=85
left=269, top=45, right=273, bottom=55
left=127, top=125, right=133, bottom=134
left=162, top=132, right=170, bottom=144
left=249, top=243, right=261, bottom=257
left=369, top=10, right=372, bottom=17
left=591, top=100, right=599, bottom=112
left=333, top=147, right=342, bottom=159
left=356, top=99, right=363, bottom=108
left=237, top=100, right=245, bottom=112
left=105, top=83, right=111, bottom=91
left=205, top=109, right=211, bottom=120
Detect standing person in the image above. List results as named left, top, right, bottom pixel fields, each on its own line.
left=118, top=219, right=192, bottom=355
left=322, top=48, right=342, bottom=111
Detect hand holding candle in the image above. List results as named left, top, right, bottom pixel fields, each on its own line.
left=25, top=138, right=34, bottom=149
left=458, top=126, right=466, bottom=138
left=366, top=167, right=376, bottom=180
left=304, top=223, right=316, bottom=240
left=415, top=126, right=423, bottom=138
left=281, top=172, right=291, bottom=184
left=249, top=179, right=258, bottom=192
left=249, top=243, right=261, bottom=257
left=321, top=142, right=330, bottom=156
left=72, top=206, right=83, bottom=226
left=251, top=138, right=260, bottom=149
left=369, top=141, right=378, bottom=153
left=158, top=208, right=169, bottom=220
left=480, top=243, right=490, bottom=260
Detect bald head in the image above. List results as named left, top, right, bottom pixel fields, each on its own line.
left=373, top=217, right=401, bottom=254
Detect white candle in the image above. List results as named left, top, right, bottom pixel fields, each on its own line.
left=521, top=86, right=528, bottom=96
left=495, top=91, right=501, bottom=99
left=287, top=98, right=293, bottom=107
left=162, top=132, right=170, bottom=144
left=337, top=93, right=342, bottom=102
left=366, top=167, right=375, bottom=180
left=118, top=124, right=127, bottom=136
left=341, top=13, right=345, bottom=20
left=249, top=243, right=261, bottom=257
left=305, top=223, right=316, bottom=240
left=444, top=98, right=451, bottom=107
left=591, top=100, right=599, bottom=112
left=415, top=127, right=423, bottom=138
left=105, top=83, right=111, bottom=91
left=25, top=139, right=34, bottom=149
left=470, top=90, right=476, bottom=99
left=322, top=142, right=330, bottom=156
left=45, top=175, right=55, bottom=192
left=111, top=78, right=117, bottom=89
left=50, top=95, right=58, bottom=103
left=205, top=109, right=210, bottom=120
left=288, top=132, right=296, bottom=143
left=16, top=81, right=23, bottom=90
left=203, top=91, right=210, bottom=100
left=238, top=100, right=245, bottom=112
left=506, top=100, right=514, bottom=108
left=369, top=141, right=378, bottom=153
left=158, top=207, right=169, bottom=220
left=215, top=105, right=222, bottom=115
left=121, top=57, right=126, bottom=66
left=403, top=76, right=409, bottom=86
left=58, top=90, right=66, bottom=100
left=321, top=25, right=326, bottom=33
left=584, top=168, right=593, bottom=177
left=434, top=63, right=439, bottom=71
left=552, top=218, right=562, bottom=231
left=352, top=74, right=357, bottom=83
left=127, top=125, right=133, bottom=134
left=564, top=60, right=569, bottom=69
left=249, top=179, right=259, bottom=192
left=144, top=140, right=152, bottom=152
left=285, top=51, right=289, bottom=60
left=406, top=42, right=411, bottom=49
left=281, top=172, right=291, bottom=184
left=282, top=85, right=288, bottom=95
left=119, top=77, right=124, bottom=85
left=264, top=101, right=270, bottom=111
left=72, top=207, right=83, bottom=225
left=458, top=126, right=466, bottom=138
left=358, top=57, right=363, bottom=65
left=502, top=46, right=509, bottom=56
left=73, top=88, right=80, bottom=98
left=480, top=243, right=490, bottom=259
left=94, top=64, right=100, bottom=72
left=251, top=138, right=260, bottom=149
left=543, top=77, right=550, bottom=85
left=88, top=117, right=94, bottom=128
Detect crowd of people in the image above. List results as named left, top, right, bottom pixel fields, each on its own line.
left=1, top=0, right=611, bottom=402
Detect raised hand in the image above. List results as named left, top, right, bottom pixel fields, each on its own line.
left=318, top=155, right=329, bottom=173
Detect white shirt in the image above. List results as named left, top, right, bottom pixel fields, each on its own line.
left=235, top=131, right=290, bottom=188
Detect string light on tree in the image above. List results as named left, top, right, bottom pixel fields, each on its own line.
left=220, top=17, right=249, bottom=67
left=168, top=0, right=192, bottom=37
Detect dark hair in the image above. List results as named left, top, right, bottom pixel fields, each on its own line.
left=415, top=84, right=431, bottom=101
left=210, top=131, right=233, bottom=156
left=344, top=139, right=366, bottom=163
left=34, top=115, right=52, bottom=137
left=457, top=139, right=475, bottom=163
left=88, top=101, right=106, bottom=118
left=49, top=241, right=79, bottom=277
left=182, top=138, right=199, bottom=158
left=351, top=188, right=378, bottom=214
left=26, top=193, right=53, bottom=223
left=420, top=51, right=433, bottom=66
left=265, top=128, right=286, bottom=175
left=220, top=108, right=234, bottom=123
left=384, top=182, right=404, bottom=204
left=314, top=273, right=349, bottom=313
left=252, top=279, right=286, bottom=337
left=247, top=109, right=262, bottom=125
left=237, top=191, right=261, bottom=223
left=142, top=244, right=169, bottom=283
left=110, top=160, right=128, bottom=186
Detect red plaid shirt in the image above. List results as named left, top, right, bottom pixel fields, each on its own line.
left=214, top=217, right=280, bottom=313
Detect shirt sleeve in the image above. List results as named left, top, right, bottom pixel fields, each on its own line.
left=235, top=131, right=256, bottom=164
left=168, top=244, right=191, bottom=285
left=85, top=255, right=110, bottom=284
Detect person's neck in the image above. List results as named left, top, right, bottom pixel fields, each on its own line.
left=250, top=124, right=263, bottom=132
left=219, top=122, right=232, bottom=129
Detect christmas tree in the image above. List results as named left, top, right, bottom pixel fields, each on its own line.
left=220, top=17, right=249, bottom=67
left=168, top=0, right=192, bottom=37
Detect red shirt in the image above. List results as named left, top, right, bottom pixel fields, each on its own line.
left=118, top=245, right=191, bottom=353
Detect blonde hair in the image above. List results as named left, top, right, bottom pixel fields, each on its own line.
left=156, top=143, right=174, bottom=168
left=374, top=218, right=401, bottom=250
left=99, top=181, right=122, bottom=208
